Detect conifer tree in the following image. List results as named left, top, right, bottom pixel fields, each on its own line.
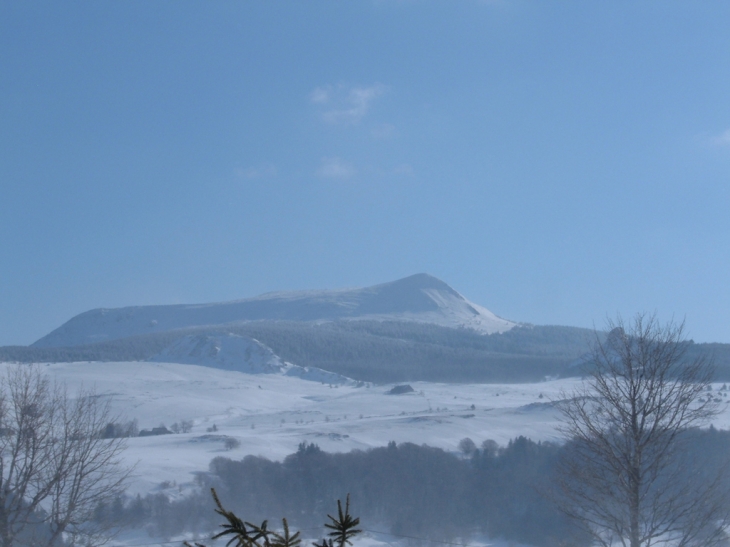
left=271, top=519, right=301, bottom=547
left=314, top=495, right=361, bottom=547
left=185, top=489, right=360, bottom=547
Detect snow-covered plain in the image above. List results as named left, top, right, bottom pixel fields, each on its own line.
left=22, top=361, right=579, bottom=496
left=6, top=360, right=730, bottom=547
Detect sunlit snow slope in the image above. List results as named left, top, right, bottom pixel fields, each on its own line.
left=32, top=274, right=515, bottom=347
left=149, top=332, right=348, bottom=383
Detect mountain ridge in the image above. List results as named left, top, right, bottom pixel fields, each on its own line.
left=32, top=273, right=516, bottom=348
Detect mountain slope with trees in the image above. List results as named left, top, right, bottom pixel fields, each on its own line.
left=4, top=320, right=730, bottom=382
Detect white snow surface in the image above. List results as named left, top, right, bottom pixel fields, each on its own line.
left=3, top=361, right=576, bottom=497
left=32, top=273, right=516, bottom=347
left=6, top=360, right=730, bottom=547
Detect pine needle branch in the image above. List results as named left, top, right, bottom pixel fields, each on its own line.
left=322, top=495, right=361, bottom=547
left=272, top=518, right=302, bottom=547
left=209, top=487, right=256, bottom=547
left=245, top=519, right=275, bottom=547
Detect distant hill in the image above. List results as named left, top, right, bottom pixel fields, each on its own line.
left=0, top=320, right=592, bottom=382
left=31, top=274, right=515, bottom=348
left=5, top=274, right=730, bottom=383
left=4, top=320, right=730, bottom=383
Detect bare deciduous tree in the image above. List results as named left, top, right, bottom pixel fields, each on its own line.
left=555, top=314, right=729, bottom=547
left=0, top=365, right=131, bottom=547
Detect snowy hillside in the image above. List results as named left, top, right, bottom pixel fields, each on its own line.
left=14, top=360, right=730, bottom=500
left=32, top=274, right=516, bottom=347
left=1, top=360, right=572, bottom=547
left=149, top=332, right=349, bottom=383
left=20, top=361, right=574, bottom=497
left=149, top=332, right=286, bottom=372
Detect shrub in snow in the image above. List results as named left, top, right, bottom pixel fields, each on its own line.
left=224, top=438, right=241, bottom=451
left=102, top=419, right=139, bottom=438
left=139, top=426, right=172, bottom=437
left=387, top=384, right=414, bottom=395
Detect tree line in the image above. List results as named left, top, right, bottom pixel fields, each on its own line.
left=4, top=320, right=730, bottom=382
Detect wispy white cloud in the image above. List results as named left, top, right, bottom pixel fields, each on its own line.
left=711, top=128, right=730, bottom=147
left=235, top=163, right=277, bottom=179
left=310, top=83, right=387, bottom=125
left=316, top=157, right=355, bottom=180
left=309, top=87, right=331, bottom=105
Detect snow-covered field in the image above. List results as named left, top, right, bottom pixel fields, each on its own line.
left=5, top=360, right=730, bottom=547
left=26, top=361, right=573, bottom=495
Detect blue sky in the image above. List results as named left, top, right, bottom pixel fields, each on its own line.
left=1, top=1, right=729, bottom=345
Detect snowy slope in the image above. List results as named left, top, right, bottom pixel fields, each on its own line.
left=148, top=332, right=349, bottom=383
left=18, top=361, right=572, bottom=497
left=32, top=274, right=516, bottom=347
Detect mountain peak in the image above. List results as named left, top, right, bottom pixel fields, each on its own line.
left=391, top=272, right=450, bottom=287
left=381, top=273, right=458, bottom=292
left=32, top=274, right=515, bottom=347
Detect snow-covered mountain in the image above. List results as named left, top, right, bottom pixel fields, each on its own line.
left=32, top=274, right=515, bottom=348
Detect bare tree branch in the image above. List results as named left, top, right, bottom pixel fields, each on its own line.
left=554, top=314, right=730, bottom=547
left=0, top=364, right=132, bottom=547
